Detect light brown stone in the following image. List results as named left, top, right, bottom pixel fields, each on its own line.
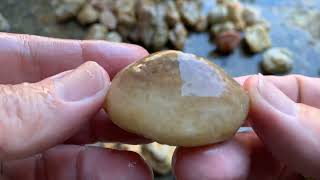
left=100, top=10, right=117, bottom=30
left=77, top=4, right=99, bottom=25
left=105, top=50, right=249, bottom=147
left=84, top=24, right=107, bottom=40
left=245, top=24, right=272, bottom=53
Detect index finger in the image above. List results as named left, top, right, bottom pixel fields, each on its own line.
left=0, top=33, right=149, bottom=84
left=236, top=75, right=320, bottom=108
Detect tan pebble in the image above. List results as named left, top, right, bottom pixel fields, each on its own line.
left=177, top=0, right=201, bottom=28
left=217, top=0, right=239, bottom=5
left=77, top=4, right=99, bottom=25
left=242, top=6, right=261, bottom=27
left=245, top=24, right=272, bottom=53
left=169, top=23, right=188, bottom=50
left=208, top=5, right=229, bottom=25
left=227, top=2, right=245, bottom=30
left=165, top=0, right=181, bottom=27
left=105, top=31, right=122, bottom=42
left=262, top=48, right=293, bottom=74
left=141, top=143, right=175, bottom=175
left=195, top=14, right=208, bottom=32
left=55, top=2, right=83, bottom=22
left=90, top=0, right=114, bottom=11
left=105, top=50, right=249, bottom=147
left=100, top=10, right=117, bottom=30
left=84, top=24, right=107, bottom=40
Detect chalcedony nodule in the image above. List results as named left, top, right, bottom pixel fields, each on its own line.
left=104, top=50, right=249, bottom=147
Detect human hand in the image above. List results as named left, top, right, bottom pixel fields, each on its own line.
left=173, top=75, right=320, bottom=179
left=0, top=33, right=153, bottom=180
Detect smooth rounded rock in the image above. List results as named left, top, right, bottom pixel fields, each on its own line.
left=104, top=50, right=249, bottom=147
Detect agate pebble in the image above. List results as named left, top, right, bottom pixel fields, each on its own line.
left=104, top=50, right=249, bottom=147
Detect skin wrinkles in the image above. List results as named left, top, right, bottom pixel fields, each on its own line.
left=18, top=34, right=42, bottom=82
left=0, top=34, right=83, bottom=83
left=0, top=81, right=59, bottom=160
left=0, top=33, right=154, bottom=180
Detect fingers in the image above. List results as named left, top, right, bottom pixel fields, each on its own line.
left=65, top=110, right=152, bottom=145
left=1, top=145, right=153, bottom=180
left=0, top=33, right=148, bottom=84
left=173, top=132, right=302, bottom=180
left=236, top=75, right=320, bottom=108
left=244, top=75, right=320, bottom=177
left=0, top=61, right=109, bottom=160
left=173, top=136, right=250, bottom=180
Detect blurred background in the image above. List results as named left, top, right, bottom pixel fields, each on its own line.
left=0, top=0, right=319, bottom=179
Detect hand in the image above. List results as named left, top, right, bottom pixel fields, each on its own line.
left=0, top=33, right=153, bottom=180
left=173, top=75, right=320, bottom=179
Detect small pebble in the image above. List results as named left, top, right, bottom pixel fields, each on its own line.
left=262, top=48, right=293, bottom=74
left=90, top=0, right=114, bottom=11
left=195, top=14, right=208, bottom=32
left=55, top=2, right=83, bottom=22
left=0, top=13, right=10, bottom=32
left=85, top=24, right=107, bottom=40
left=245, top=24, right=271, bottom=53
left=165, top=0, right=181, bottom=27
left=105, top=50, right=249, bottom=147
left=217, top=0, right=239, bottom=5
left=215, top=31, right=241, bottom=54
left=242, top=6, right=261, bottom=27
left=210, top=21, right=236, bottom=37
left=208, top=5, right=229, bottom=25
left=177, top=0, right=201, bottom=28
left=105, top=31, right=122, bottom=42
left=227, top=2, right=245, bottom=30
left=100, top=10, right=117, bottom=30
left=141, top=143, right=175, bottom=175
left=152, top=25, right=169, bottom=51
left=77, top=4, right=99, bottom=25
left=169, top=23, right=188, bottom=50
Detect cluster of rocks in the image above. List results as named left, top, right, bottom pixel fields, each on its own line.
left=55, top=0, right=189, bottom=50
left=0, top=13, right=10, bottom=32
left=208, top=0, right=293, bottom=74
left=55, top=0, right=293, bottom=74
left=103, top=142, right=175, bottom=175
left=208, top=0, right=271, bottom=54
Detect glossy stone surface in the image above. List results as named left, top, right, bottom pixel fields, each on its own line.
left=105, top=50, right=249, bottom=147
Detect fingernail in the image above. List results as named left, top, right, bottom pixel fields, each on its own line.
left=257, top=75, right=297, bottom=116
left=54, top=62, right=109, bottom=101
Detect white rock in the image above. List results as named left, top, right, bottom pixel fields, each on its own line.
left=105, top=31, right=122, bottom=42
left=0, top=13, right=10, bottom=32
left=245, top=24, right=271, bottom=53
left=208, top=5, right=228, bottom=25
left=262, top=48, right=293, bottom=74
left=85, top=24, right=107, bottom=40
left=77, top=4, right=100, bottom=25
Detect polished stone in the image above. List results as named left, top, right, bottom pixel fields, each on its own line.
left=105, top=50, right=249, bottom=147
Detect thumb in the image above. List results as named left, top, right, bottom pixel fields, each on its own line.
left=244, top=75, right=320, bottom=178
left=0, top=61, right=109, bottom=160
